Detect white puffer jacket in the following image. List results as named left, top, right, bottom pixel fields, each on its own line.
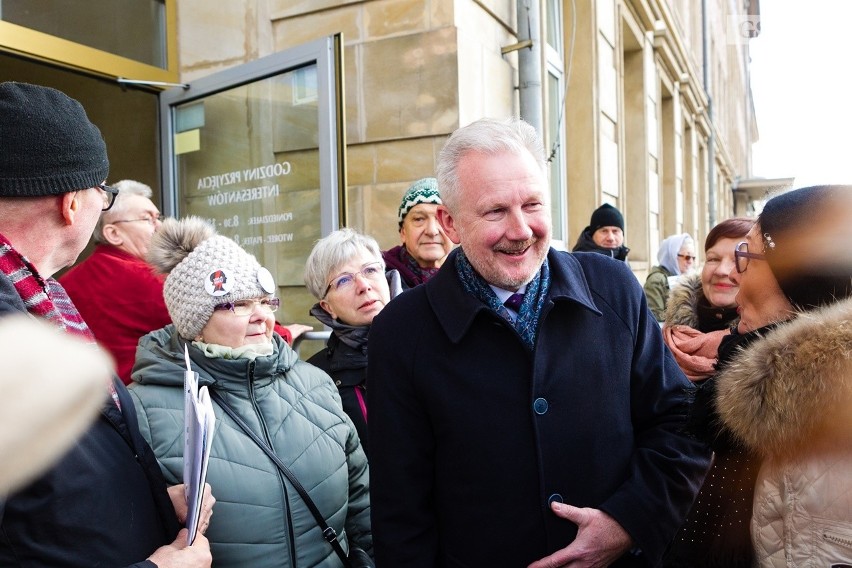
left=715, top=298, right=852, bottom=567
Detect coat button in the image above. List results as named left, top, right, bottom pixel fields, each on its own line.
left=548, top=493, right=563, bottom=506
left=533, top=397, right=548, bottom=414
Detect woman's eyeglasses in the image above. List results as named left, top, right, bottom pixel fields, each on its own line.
left=734, top=241, right=765, bottom=273
left=213, top=297, right=280, bottom=316
left=677, top=254, right=697, bottom=262
left=323, top=262, right=384, bottom=298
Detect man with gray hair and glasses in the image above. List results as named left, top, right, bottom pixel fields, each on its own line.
left=61, top=179, right=171, bottom=384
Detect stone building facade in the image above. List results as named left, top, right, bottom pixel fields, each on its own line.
left=1, top=0, right=763, bottom=283
left=173, top=0, right=761, bottom=276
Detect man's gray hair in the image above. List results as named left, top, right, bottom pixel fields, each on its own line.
left=93, top=179, right=154, bottom=244
left=304, top=228, right=385, bottom=300
left=435, top=117, right=547, bottom=212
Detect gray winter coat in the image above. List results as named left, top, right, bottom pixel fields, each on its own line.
left=129, top=325, right=371, bottom=568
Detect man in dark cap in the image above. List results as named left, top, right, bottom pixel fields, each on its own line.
left=572, top=203, right=630, bottom=261
left=0, top=82, right=212, bottom=567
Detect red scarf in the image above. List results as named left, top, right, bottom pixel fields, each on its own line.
left=0, top=233, right=119, bottom=407
left=0, top=234, right=95, bottom=342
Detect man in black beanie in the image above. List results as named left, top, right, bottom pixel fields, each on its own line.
left=0, top=82, right=212, bottom=567
left=572, top=203, right=630, bottom=261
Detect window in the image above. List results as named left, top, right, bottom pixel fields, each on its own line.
left=544, top=0, right=567, bottom=243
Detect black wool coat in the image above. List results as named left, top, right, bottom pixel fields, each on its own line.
left=368, top=248, right=710, bottom=568
left=308, top=332, right=370, bottom=456
left=0, top=273, right=180, bottom=568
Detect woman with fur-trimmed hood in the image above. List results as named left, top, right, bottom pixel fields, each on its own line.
left=662, top=218, right=754, bottom=568
left=662, top=218, right=751, bottom=382
left=710, top=186, right=852, bottom=567
left=718, top=295, right=852, bottom=567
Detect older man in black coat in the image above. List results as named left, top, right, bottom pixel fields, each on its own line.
left=368, top=117, right=710, bottom=568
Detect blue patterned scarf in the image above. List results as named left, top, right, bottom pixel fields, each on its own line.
left=455, top=249, right=550, bottom=350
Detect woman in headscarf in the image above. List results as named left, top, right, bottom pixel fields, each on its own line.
left=644, top=233, right=696, bottom=321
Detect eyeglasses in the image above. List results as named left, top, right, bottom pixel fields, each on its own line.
left=734, top=241, right=765, bottom=273
left=98, top=183, right=120, bottom=211
left=323, top=262, right=384, bottom=298
left=112, top=214, right=162, bottom=226
left=213, top=297, right=280, bottom=316
left=677, top=254, right=697, bottom=262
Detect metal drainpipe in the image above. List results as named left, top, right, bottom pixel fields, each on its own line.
left=518, top=0, right=544, bottom=135
left=702, top=0, right=717, bottom=226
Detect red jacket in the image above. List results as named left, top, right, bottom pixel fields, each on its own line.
left=60, top=245, right=171, bottom=384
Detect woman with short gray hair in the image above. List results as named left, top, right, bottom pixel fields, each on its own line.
left=305, top=228, right=401, bottom=456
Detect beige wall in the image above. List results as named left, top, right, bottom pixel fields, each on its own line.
left=173, top=0, right=757, bottom=273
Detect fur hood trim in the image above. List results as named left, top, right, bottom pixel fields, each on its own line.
left=716, top=296, right=852, bottom=461
left=665, top=273, right=702, bottom=328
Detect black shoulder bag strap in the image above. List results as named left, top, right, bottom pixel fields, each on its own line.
left=209, top=390, right=352, bottom=568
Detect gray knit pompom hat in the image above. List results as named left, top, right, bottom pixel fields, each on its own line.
left=148, top=216, right=276, bottom=339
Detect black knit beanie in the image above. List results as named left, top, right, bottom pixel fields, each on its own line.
left=759, top=184, right=852, bottom=311
left=0, top=82, right=109, bottom=196
left=589, top=203, right=624, bottom=232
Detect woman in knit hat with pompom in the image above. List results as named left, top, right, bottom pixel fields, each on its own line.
left=128, top=216, right=372, bottom=567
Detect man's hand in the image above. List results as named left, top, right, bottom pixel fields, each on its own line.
left=147, top=529, right=212, bottom=568
left=527, top=502, right=634, bottom=568
left=167, top=483, right=216, bottom=534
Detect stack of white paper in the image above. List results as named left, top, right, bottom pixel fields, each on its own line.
left=183, top=344, right=216, bottom=545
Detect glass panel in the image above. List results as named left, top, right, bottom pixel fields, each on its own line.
left=2, top=0, right=166, bottom=68
left=546, top=0, right=562, bottom=52
left=547, top=70, right=565, bottom=241
left=173, top=66, right=321, bottom=289
left=160, top=37, right=343, bottom=357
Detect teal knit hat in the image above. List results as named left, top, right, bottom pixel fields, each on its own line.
left=398, top=177, right=442, bottom=227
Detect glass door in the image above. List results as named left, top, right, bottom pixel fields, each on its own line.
left=159, top=34, right=345, bottom=338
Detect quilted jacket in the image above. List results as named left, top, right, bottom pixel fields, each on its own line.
left=716, top=297, right=852, bottom=567
left=129, top=325, right=372, bottom=567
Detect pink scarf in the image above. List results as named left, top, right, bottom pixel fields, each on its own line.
left=662, top=324, right=730, bottom=382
